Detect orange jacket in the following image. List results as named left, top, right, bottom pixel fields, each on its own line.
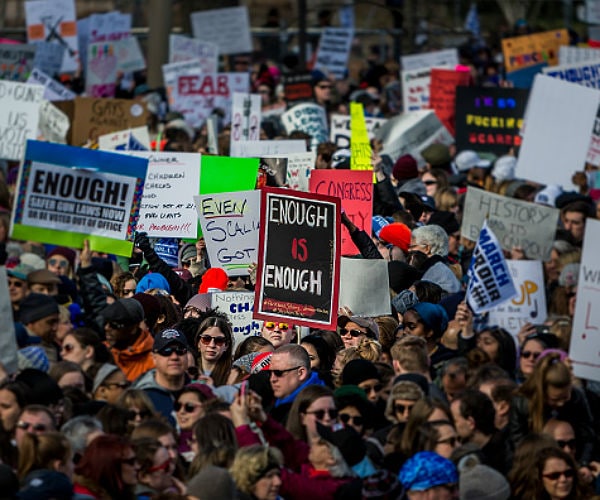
left=107, top=329, right=155, bottom=382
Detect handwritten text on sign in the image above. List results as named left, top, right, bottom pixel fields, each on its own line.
left=211, top=291, right=261, bottom=348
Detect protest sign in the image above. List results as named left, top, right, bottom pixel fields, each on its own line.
left=170, top=72, right=250, bottom=128
left=27, top=68, right=76, bottom=101
left=38, top=100, right=69, bottom=144
left=190, top=6, right=251, bottom=56
left=502, top=29, right=568, bottom=73
left=488, top=260, right=547, bottom=337
left=211, top=291, right=261, bottom=347
left=55, top=97, right=149, bottom=146
left=32, top=41, right=65, bottom=77
left=281, top=151, right=316, bottom=192
left=196, top=190, right=260, bottom=276
left=258, top=157, right=288, bottom=187
left=454, top=87, right=529, bottom=155
left=338, top=258, right=391, bottom=317
left=461, top=187, right=559, bottom=261
left=254, top=187, right=341, bottom=329
left=401, top=48, right=458, bottom=71
left=376, top=110, right=454, bottom=163
left=0, top=267, right=18, bottom=374
left=25, top=0, right=79, bottom=73
left=570, top=219, right=600, bottom=382
left=98, top=126, right=150, bottom=151
left=0, top=80, right=44, bottom=161
left=230, top=140, right=307, bottom=158
left=402, top=66, right=450, bottom=113
left=78, top=11, right=131, bottom=71
left=516, top=74, right=599, bottom=190
left=543, top=59, right=600, bottom=88
left=85, top=42, right=118, bottom=98
left=314, top=27, right=354, bottom=80
left=114, top=37, right=146, bottom=73
left=429, top=68, right=471, bottom=136
left=0, top=43, right=36, bottom=82
left=168, top=34, right=218, bottom=72
left=283, top=73, right=314, bottom=106
left=281, top=103, right=328, bottom=151
left=559, top=45, right=600, bottom=65
left=230, top=93, right=261, bottom=156
left=330, top=114, right=387, bottom=149
left=200, top=155, right=259, bottom=194
left=587, top=105, right=600, bottom=166
left=310, top=169, right=372, bottom=256
left=349, top=102, right=372, bottom=170
left=10, top=140, right=147, bottom=256
left=466, top=220, right=517, bottom=314
left=162, top=59, right=202, bottom=102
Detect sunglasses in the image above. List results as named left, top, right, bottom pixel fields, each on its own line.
left=199, top=335, right=228, bottom=346
left=306, top=408, right=338, bottom=421
left=520, top=350, right=541, bottom=360
left=422, top=180, right=438, bottom=186
left=61, top=344, right=75, bottom=353
left=340, top=328, right=365, bottom=338
left=48, top=258, right=69, bottom=268
left=317, top=84, right=332, bottom=89
left=155, top=346, right=188, bottom=357
left=16, top=421, right=47, bottom=432
left=543, top=469, right=574, bottom=480
left=269, top=366, right=301, bottom=378
left=128, top=409, right=152, bottom=420
left=174, top=401, right=203, bottom=413
left=108, top=321, right=127, bottom=330
left=103, top=381, right=131, bottom=390
left=121, top=456, right=138, bottom=466
left=437, top=436, right=458, bottom=447
left=394, top=403, right=414, bottom=414
left=264, top=322, right=289, bottom=331
left=557, top=439, right=577, bottom=449
left=339, top=413, right=364, bottom=426
left=147, top=457, right=170, bottom=473
left=360, top=383, right=383, bottom=394
left=8, top=279, right=24, bottom=288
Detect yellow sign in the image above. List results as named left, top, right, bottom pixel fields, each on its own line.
left=502, top=29, right=569, bottom=73
left=350, top=102, right=372, bottom=171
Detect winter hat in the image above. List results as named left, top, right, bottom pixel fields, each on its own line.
left=153, top=238, right=179, bottom=268
left=372, top=215, right=390, bottom=238
left=173, top=268, right=193, bottom=281
left=392, top=154, right=419, bottom=181
left=187, top=465, right=236, bottom=500
left=491, top=155, right=517, bottom=183
left=102, top=298, right=144, bottom=325
left=135, top=272, right=171, bottom=294
left=131, top=293, right=161, bottom=330
left=362, top=469, right=402, bottom=498
left=92, top=363, right=121, bottom=393
left=47, top=246, right=76, bottom=270
left=7, top=263, right=34, bottom=281
left=453, top=150, right=491, bottom=172
left=428, top=211, right=460, bottom=236
left=18, top=470, right=73, bottom=500
left=153, top=328, right=189, bottom=352
left=251, top=352, right=273, bottom=374
left=232, top=352, right=261, bottom=373
left=342, top=359, right=380, bottom=386
left=459, top=464, right=510, bottom=500
left=534, top=184, right=563, bottom=207
left=184, top=382, right=216, bottom=401
left=399, top=451, right=458, bottom=491
left=199, top=267, right=229, bottom=293
left=19, top=293, right=59, bottom=324
left=316, top=421, right=367, bottom=466
left=392, top=373, right=430, bottom=396
left=17, top=346, right=50, bottom=372
left=185, top=293, right=213, bottom=312
left=18, top=252, right=46, bottom=270
left=165, top=119, right=195, bottom=142
left=379, top=223, right=411, bottom=253
left=338, top=316, right=380, bottom=340
left=421, top=144, right=451, bottom=168
left=412, top=302, right=449, bottom=339
left=558, top=263, right=579, bottom=288
left=388, top=262, right=423, bottom=294
left=179, top=243, right=197, bottom=266
left=391, top=289, right=420, bottom=314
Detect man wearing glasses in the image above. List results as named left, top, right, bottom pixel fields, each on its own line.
left=14, top=404, right=56, bottom=445
left=261, top=321, right=295, bottom=349
left=7, top=263, right=32, bottom=321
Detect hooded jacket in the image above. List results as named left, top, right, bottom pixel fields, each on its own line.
left=108, top=329, right=155, bottom=382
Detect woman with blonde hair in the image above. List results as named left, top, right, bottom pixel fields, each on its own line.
left=18, top=431, right=73, bottom=481
left=117, top=389, right=161, bottom=428
left=230, top=445, right=283, bottom=500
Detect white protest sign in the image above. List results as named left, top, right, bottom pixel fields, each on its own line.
left=85, top=42, right=118, bottom=98
left=127, top=151, right=200, bottom=239
left=114, top=37, right=146, bottom=73
left=281, top=103, right=329, bottom=150
left=171, top=72, right=250, bottom=128
left=78, top=11, right=131, bottom=71
left=32, top=41, right=65, bottom=77
left=25, top=0, right=79, bottom=73
left=27, top=68, right=76, bottom=101
left=190, top=6, right=251, bottom=56
left=230, top=140, right=307, bottom=158
left=401, top=48, right=458, bottom=71
left=338, top=257, right=391, bottom=317
left=375, top=109, right=454, bottom=163
left=461, top=187, right=559, bottom=261
left=169, top=34, right=218, bottom=72
left=588, top=105, right=600, bottom=166
left=488, top=260, right=547, bottom=337
left=402, top=66, right=450, bottom=112
left=98, top=126, right=150, bottom=151
left=162, top=59, right=202, bottom=102
left=559, top=45, right=600, bottom=65
left=570, top=219, right=600, bottom=381
left=195, top=189, right=260, bottom=276
left=281, top=151, right=316, bottom=192
left=466, top=220, right=517, bottom=314
left=543, top=60, right=600, bottom=88
left=0, top=267, right=18, bottom=374
left=314, top=28, right=354, bottom=80
left=211, top=290, right=261, bottom=348
left=230, top=93, right=262, bottom=157
left=330, top=114, right=387, bottom=148
left=0, top=81, right=44, bottom=160
left=38, top=100, right=69, bottom=144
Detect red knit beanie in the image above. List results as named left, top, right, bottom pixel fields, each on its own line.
left=392, top=155, right=418, bottom=181
left=198, top=268, right=229, bottom=293
left=379, top=223, right=411, bottom=253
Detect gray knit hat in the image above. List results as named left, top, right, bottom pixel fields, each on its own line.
left=92, top=363, right=121, bottom=393
left=459, top=464, right=510, bottom=500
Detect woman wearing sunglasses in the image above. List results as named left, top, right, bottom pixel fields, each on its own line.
left=286, top=385, right=338, bottom=444
left=60, top=327, right=113, bottom=376
left=133, top=438, right=186, bottom=496
left=194, top=316, right=233, bottom=387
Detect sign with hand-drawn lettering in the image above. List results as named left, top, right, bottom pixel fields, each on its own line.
left=0, top=43, right=36, bottom=82
left=196, top=190, right=260, bottom=276
left=314, top=28, right=354, bottom=80
left=461, top=187, right=560, bottom=261
left=281, top=151, right=316, bottom=192
left=254, top=187, right=340, bottom=329
left=27, top=68, right=76, bottom=101
left=211, top=290, right=261, bottom=348
left=281, top=103, right=328, bottom=152
left=429, top=68, right=471, bottom=136
left=230, top=93, right=261, bottom=156
left=169, top=34, right=218, bottom=72
left=330, top=114, right=387, bottom=149
left=190, top=6, right=251, bottom=56
left=283, top=72, right=314, bottom=106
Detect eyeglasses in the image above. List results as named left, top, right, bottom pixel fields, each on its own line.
left=557, top=439, right=577, bottom=449
left=306, top=408, right=338, bottom=421
left=155, top=346, right=188, bottom=357
left=16, top=421, right=47, bottom=432
left=199, top=335, right=228, bottom=346
left=543, top=469, right=574, bottom=480
left=61, top=343, right=75, bottom=353
left=174, top=401, right=203, bottom=413
left=360, top=383, right=383, bottom=394
left=422, top=180, right=438, bottom=186
left=520, top=350, right=541, bottom=360
left=48, top=258, right=69, bottom=268
left=184, top=306, right=202, bottom=317
left=264, top=322, right=289, bottom=331
left=103, top=381, right=131, bottom=390
left=437, top=436, right=458, bottom=447
left=147, top=457, right=171, bottom=473
left=340, top=328, right=366, bottom=337
left=121, top=456, right=138, bottom=466
left=128, top=409, right=152, bottom=420
left=394, top=403, right=414, bottom=414
left=339, top=413, right=364, bottom=426
left=107, top=321, right=127, bottom=330
left=269, top=366, right=301, bottom=378
left=8, top=279, right=24, bottom=288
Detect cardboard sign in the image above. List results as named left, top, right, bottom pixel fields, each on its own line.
left=32, top=41, right=65, bottom=77
left=402, top=66, right=447, bottom=112
left=98, top=127, right=150, bottom=151
left=230, top=140, right=307, bottom=158
left=200, top=155, right=259, bottom=194
left=281, top=103, right=328, bottom=151
left=85, top=42, right=118, bottom=98
left=502, top=29, right=568, bottom=74
left=114, top=37, right=146, bottom=73
left=283, top=73, right=314, bottom=105
left=570, top=219, right=600, bottom=382
left=310, top=169, right=372, bottom=256
left=55, top=97, right=149, bottom=146
left=429, top=68, right=470, bottom=136
left=461, top=187, right=560, bottom=261
left=0, top=43, right=36, bottom=82
left=25, top=0, right=79, bottom=73
left=190, top=6, right=251, bottom=56
left=254, top=187, right=341, bottom=329
left=454, top=87, right=529, bottom=155
left=281, top=151, right=316, bottom=192
left=543, top=59, right=600, bottom=88
left=338, top=258, right=391, bottom=317
left=401, top=48, right=458, bottom=71
left=10, top=140, right=147, bottom=256
left=330, top=114, right=386, bottom=148
left=0, top=267, right=18, bottom=374
left=169, top=34, right=218, bottom=72
left=559, top=45, right=600, bottom=65
left=27, top=68, right=76, bottom=101
left=196, top=189, right=260, bottom=276
left=376, top=109, right=454, bottom=163
left=38, top=100, right=69, bottom=144
left=314, top=27, right=354, bottom=80
left=211, top=291, right=261, bottom=348
left=516, top=74, right=599, bottom=190
left=230, top=93, right=262, bottom=156
left=0, top=81, right=44, bottom=160
left=488, top=260, right=547, bottom=337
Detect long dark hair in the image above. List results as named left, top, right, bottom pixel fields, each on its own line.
left=194, top=316, right=233, bottom=386
left=478, top=326, right=517, bottom=378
